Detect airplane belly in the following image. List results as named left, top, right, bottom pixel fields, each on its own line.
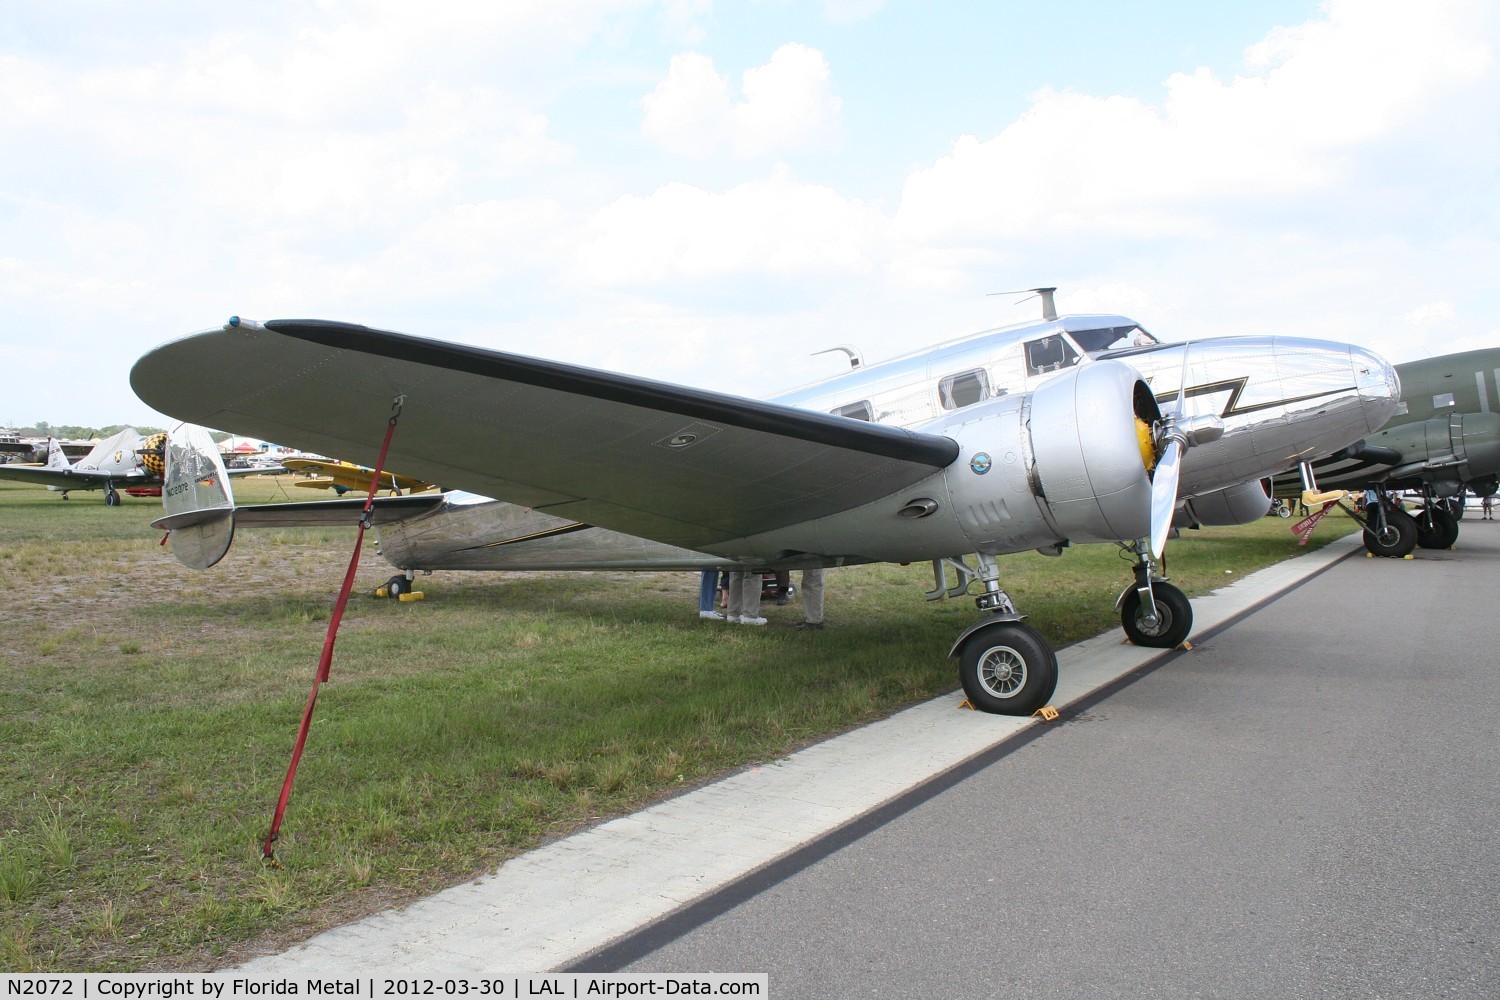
left=377, top=499, right=734, bottom=572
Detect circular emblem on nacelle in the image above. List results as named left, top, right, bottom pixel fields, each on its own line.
left=969, top=452, right=993, bottom=475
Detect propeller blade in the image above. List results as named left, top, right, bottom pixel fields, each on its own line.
left=1150, top=437, right=1182, bottom=559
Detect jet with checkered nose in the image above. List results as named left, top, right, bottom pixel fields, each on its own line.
left=132, top=302, right=1398, bottom=716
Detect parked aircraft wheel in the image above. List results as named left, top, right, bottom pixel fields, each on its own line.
left=1416, top=507, right=1459, bottom=549
left=1277, top=505, right=1292, bottom=518
left=1363, top=507, right=1417, bottom=557
left=105, top=489, right=121, bottom=506
left=385, top=574, right=408, bottom=599
left=957, top=622, right=1057, bottom=716
left=1120, top=582, right=1193, bottom=649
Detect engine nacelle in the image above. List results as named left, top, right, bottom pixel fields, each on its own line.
left=739, top=360, right=1163, bottom=564
left=939, top=360, right=1159, bottom=551
left=1174, top=479, right=1271, bottom=528
left=1375, top=412, right=1500, bottom=491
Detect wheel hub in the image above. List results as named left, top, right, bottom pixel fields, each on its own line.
left=979, top=646, right=1026, bottom=698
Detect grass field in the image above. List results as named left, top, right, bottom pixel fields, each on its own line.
left=0, top=476, right=1354, bottom=971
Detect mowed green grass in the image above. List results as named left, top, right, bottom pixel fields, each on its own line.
left=0, top=476, right=1354, bottom=971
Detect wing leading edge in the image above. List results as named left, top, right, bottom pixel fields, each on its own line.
left=131, top=319, right=960, bottom=550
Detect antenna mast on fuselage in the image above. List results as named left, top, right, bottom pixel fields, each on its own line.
left=990, top=286, right=1059, bottom=321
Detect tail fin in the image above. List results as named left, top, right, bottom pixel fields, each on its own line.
left=153, top=423, right=236, bottom=569
left=44, top=437, right=69, bottom=470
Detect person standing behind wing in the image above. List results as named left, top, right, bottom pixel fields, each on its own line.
left=697, top=569, right=725, bottom=620
left=795, top=567, right=825, bottom=630
left=726, top=571, right=767, bottom=625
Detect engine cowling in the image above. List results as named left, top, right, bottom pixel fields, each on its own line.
left=742, top=360, right=1165, bottom=565
left=1174, top=479, right=1271, bottom=528
left=1376, top=412, right=1500, bottom=492
left=939, top=360, right=1160, bottom=551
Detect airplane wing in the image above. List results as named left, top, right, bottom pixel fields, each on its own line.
left=0, top=465, right=135, bottom=490
left=131, top=318, right=961, bottom=550
left=283, top=458, right=431, bottom=493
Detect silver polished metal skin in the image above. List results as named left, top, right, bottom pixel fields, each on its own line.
left=1174, top=480, right=1273, bottom=528
left=366, top=320, right=1398, bottom=573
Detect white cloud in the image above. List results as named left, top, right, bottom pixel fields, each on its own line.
left=640, top=44, right=842, bottom=158
left=1402, top=302, right=1459, bottom=326
left=640, top=52, right=734, bottom=157
left=574, top=166, right=885, bottom=284
left=894, top=0, right=1492, bottom=247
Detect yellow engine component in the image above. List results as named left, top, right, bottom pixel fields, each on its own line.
left=1135, top=417, right=1156, bottom=473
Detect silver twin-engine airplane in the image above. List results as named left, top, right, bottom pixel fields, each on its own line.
left=131, top=304, right=1399, bottom=715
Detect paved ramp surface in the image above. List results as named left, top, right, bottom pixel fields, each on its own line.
left=584, top=524, right=1500, bottom=997
left=236, top=527, right=1499, bottom=995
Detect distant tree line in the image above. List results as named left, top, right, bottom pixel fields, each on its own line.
left=17, top=422, right=169, bottom=439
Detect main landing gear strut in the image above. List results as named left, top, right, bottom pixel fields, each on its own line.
left=1350, top=486, right=1458, bottom=557
left=933, top=554, right=1058, bottom=716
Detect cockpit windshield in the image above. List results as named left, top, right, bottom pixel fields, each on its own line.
left=1068, top=325, right=1159, bottom=356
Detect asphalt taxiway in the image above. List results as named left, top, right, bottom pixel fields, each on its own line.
left=235, top=525, right=1500, bottom=995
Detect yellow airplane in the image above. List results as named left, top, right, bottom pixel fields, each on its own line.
left=283, top=457, right=435, bottom=496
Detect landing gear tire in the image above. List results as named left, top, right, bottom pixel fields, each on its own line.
left=957, top=622, right=1057, bottom=716
left=1120, top=582, right=1193, bottom=649
left=104, top=489, right=121, bottom=507
left=385, top=574, right=409, bottom=599
left=1364, top=507, right=1417, bottom=557
left=1416, top=507, right=1459, bottom=549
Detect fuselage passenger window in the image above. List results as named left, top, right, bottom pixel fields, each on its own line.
left=1433, top=392, right=1456, bottom=409
left=938, top=369, right=990, bottom=410
left=832, top=400, right=874, bottom=421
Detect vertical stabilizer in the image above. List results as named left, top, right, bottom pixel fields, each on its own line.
left=44, top=437, right=69, bottom=470
left=159, top=423, right=237, bottom=569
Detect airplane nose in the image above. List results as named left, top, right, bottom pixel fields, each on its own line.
left=1351, top=345, right=1401, bottom=431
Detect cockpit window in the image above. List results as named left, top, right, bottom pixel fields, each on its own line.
left=938, top=369, right=989, bottom=410
left=831, top=400, right=874, bottom=421
left=1024, top=335, right=1081, bottom=375
left=1068, top=325, right=1158, bottom=355
left=1068, top=325, right=1159, bottom=356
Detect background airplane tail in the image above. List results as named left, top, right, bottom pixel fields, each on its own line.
left=154, top=423, right=237, bottom=569
left=44, top=437, right=69, bottom=469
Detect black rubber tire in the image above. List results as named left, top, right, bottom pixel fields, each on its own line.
left=1120, top=581, right=1193, bottom=649
left=1415, top=507, right=1459, bottom=549
left=1363, top=506, right=1417, bottom=557
left=957, top=622, right=1058, bottom=716
left=385, top=575, right=408, bottom=599
left=1277, top=505, right=1292, bottom=518
left=105, top=489, right=121, bottom=507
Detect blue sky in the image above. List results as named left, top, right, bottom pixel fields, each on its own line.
left=2, top=0, right=1496, bottom=428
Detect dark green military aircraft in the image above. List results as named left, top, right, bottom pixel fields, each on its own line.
left=1274, top=348, right=1500, bottom=557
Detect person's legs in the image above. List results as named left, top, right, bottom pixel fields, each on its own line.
left=698, top=569, right=724, bottom=619
left=798, top=567, right=825, bottom=629
left=728, top=572, right=765, bottom=624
